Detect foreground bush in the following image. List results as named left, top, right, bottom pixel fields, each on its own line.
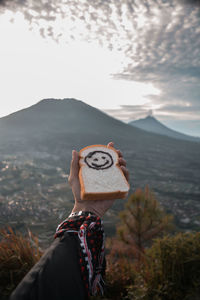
left=105, top=238, right=136, bottom=299
left=1, top=228, right=200, bottom=300
left=127, top=232, right=200, bottom=300
left=0, top=227, right=42, bottom=299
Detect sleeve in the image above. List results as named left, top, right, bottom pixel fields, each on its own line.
left=55, top=213, right=106, bottom=297
left=10, top=233, right=87, bottom=300
left=10, top=212, right=106, bottom=300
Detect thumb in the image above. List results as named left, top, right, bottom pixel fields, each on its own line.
left=69, top=150, right=79, bottom=181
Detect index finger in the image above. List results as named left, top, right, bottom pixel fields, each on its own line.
left=107, top=142, right=122, bottom=158
left=69, top=150, right=79, bottom=180
left=107, top=141, right=114, bottom=148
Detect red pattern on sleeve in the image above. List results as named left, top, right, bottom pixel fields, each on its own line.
left=55, top=212, right=106, bottom=296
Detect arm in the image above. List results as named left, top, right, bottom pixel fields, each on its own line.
left=10, top=226, right=87, bottom=300
left=62, top=141, right=129, bottom=296
left=10, top=142, right=129, bottom=300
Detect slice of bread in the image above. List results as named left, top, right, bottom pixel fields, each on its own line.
left=79, top=144, right=130, bottom=200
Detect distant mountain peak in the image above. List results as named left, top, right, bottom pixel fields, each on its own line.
left=147, top=109, right=154, bottom=118
left=134, top=115, right=163, bottom=126
left=145, top=115, right=156, bottom=120
left=129, top=116, right=200, bottom=143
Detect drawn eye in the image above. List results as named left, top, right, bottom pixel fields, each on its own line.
left=102, top=156, right=106, bottom=159
left=94, top=158, right=98, bottom=161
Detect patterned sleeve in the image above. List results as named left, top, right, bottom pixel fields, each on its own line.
left=55, top=211, right=106, bottom=297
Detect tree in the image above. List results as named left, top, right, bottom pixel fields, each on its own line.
left=105, top=186, right=173, bottom=299
left=117, top=186, right=173, bottom=263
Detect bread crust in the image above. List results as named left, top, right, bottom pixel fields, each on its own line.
left=79, top=144, right=130, bottom=200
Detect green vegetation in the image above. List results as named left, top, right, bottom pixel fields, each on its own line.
left=104, top=187, right=174, bottom=299
left=126, top=232, right=200, bottom=300
left=117, top=186, right=173, bottom=262
left=102, top=187, right=199, bottom=300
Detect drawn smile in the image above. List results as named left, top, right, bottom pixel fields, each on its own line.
left=91, top=160, right=109, bottom=168
left=85, top=151, right=114, bottom=170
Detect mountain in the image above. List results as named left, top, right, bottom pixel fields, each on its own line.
left=0, top=98, right=140, bottom=145
left=0, top=99, right=166, bottom=158
left=129, top=115, right=200, bottom=142
left=0, top=98, right=200, bottom=236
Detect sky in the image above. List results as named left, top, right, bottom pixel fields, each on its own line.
left=0, top=0, right=200, bottom=136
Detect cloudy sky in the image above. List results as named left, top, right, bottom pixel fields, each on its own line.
left=0, top=0, right=200, bottom=136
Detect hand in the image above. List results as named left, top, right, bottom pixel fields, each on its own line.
left=68, top=142, right=129, bottom=218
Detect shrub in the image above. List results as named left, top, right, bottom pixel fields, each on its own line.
left=105, top=237, right=136, bottom=299
left=127, top=232, right=200, bottom=300
left=0, top=227, right=43, bottom=299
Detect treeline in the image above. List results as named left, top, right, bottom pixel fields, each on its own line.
left=0, top=187, right=200, bottom=299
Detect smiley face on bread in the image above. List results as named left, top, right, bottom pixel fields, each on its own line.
left=79, top=144, right=130, bottom=200
left=84, top=151, right=113, bottom=170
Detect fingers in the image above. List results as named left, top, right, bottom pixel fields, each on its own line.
left=107, top=142, right=122, bottom=158
left=120, top=165, right=130, bottom=182
left=68, top=150, right=79, bottom=184
left=118, top=151, right=129, bottom=182
left=119, top=157, right=126, bottom=167
left=107, top=142, right=128, bottom=181
left=116, top=149, right=123, bottom=158
left=107, top=141, right=114, bottom=148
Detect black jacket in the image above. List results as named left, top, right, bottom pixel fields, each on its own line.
left=10, top=232, right=87, bottom=300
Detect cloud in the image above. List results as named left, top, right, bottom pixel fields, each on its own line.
left=1, top=0, right=200, bottom=125
left=109, top=2, right=200, bottom=123
left=103, top=104, right=158, bottom=121
left=158, top=104, right=200, bottom=114
left=1, top=1, right=199, bottom=62
left=103, top=100, right=200, bottom=122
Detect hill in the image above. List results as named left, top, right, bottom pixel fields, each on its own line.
left=129, top=115, right=200, bottom=142
left=0, top=98, right=200, bottom=243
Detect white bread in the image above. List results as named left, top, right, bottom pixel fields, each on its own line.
left=79, top=144, right=130, bottom=200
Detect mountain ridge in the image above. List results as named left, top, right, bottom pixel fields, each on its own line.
left=129, top=115, right=200, bottom=142
left=0, top=98, right=155, bottom=151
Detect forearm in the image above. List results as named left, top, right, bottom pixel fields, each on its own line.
left=55, top=211, right=106, bottom=297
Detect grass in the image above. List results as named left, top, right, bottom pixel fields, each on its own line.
left=0, top=226, right=43, bottom=298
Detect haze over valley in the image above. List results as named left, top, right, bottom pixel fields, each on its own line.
left=0, top=98, right=199, bottom=245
